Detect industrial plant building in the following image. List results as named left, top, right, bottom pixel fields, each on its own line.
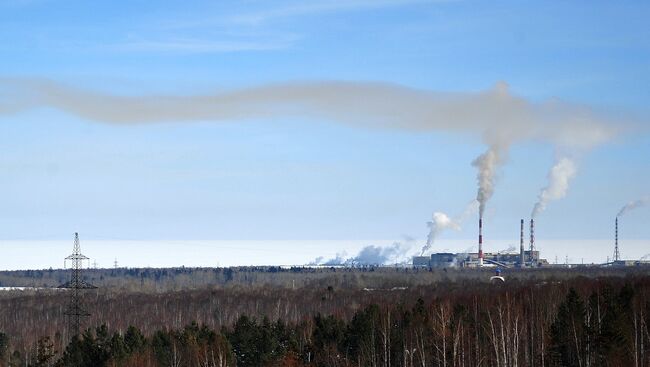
left=413, top=250, right=547, bottom=268
left=414, top=218, right=547, bottom=268
left=413, top=216, right=649, bottom=269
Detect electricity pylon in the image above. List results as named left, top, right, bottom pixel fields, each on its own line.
left=58, top=233, right=97, bottom=338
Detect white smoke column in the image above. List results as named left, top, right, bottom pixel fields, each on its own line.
left=531, top=157, right=577, bottom=218
left=617, top=197, right=650, bottom=217
left=419, top=200, right=477, bottom=256
left=420, top=212, right=460, bottom=255
left=472, top=145, right=507, bottom=218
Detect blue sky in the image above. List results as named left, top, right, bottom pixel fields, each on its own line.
left=0, top=0, right=649, bottom=266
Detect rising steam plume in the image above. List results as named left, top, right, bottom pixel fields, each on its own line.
left=617, top=197, right=650, bottom=218
left=421, top=212, right=459, bottom=256
left=419, top=201, right=478, bottom=256
left=531, top=157, right=577, bottom=218
left=472, top=145, right=507, bottom=218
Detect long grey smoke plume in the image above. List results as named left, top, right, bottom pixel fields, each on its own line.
left=1, top=78, right=617, bottom=215
left=0, top=78, right=615, bottom=147
left=531, top=157, right=577, bottom=218
left=617, top=197, right=650, bottom=217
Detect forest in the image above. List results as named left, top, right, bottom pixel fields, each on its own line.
left=0, top=267, right=648, bottom=366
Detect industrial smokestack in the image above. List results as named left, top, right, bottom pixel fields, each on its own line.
left=614, top=217, right=620, bottom=262
left=478, top=218, right=484, bottom=266
left=520, top=219, right=525, bottom=267
left=529, top=219, right=535, bottom=266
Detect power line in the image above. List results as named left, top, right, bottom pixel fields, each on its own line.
left=58, top=233, right=97, bottom=339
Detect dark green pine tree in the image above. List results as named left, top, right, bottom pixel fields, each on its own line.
left=343, top=304, right=381, bottom=365
left=28, top=336, right=56, bottom=367
left=57, top=335, right=85, bottom=367
left=0, top=332, right=8, bottom=363
left=227, top=315, right=270, bottom=367
left=151, top=330, right=173, bottom=366
left=549, top=288, right=587, bottom=367
left=598, top=283, right=635, bottom=365
left=312, top=313, right=345, bottom=365
left=123, top=326, right=146, bottom=355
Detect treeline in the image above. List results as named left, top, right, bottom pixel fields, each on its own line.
left=1, top=266, right=648, bottom=292
left=0, top=275, right=649, bottom=366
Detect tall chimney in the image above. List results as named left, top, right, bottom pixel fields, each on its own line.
left=478, top=218, right=484, bottom=266
left=614, top=217, right=620, bottom=262
left=529, top=219, right=535, bottom=266
left=520, top=219, right=525, bottom=267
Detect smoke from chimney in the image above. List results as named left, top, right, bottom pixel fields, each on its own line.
left=613, top=197, right=649, bottom=263
left=1, top=78, right=620, bottom=228
left=0, top=79, right=616, bottom=149
left=617, top=197, right=650, bottom=218
left=419, top=201, right=477, bottom=256
left=531, top=157, right=577, bottom=218
left=420, top=212, right=459, bottom=256
left=472, top=145, right=507, bottom=219
left=311, top=242, right=410, bottom=266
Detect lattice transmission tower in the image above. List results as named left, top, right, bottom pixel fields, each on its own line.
left=614, top=217, right=620, bottom=262
left=58, top=233, right=97, bottom=338
left=529, top=219, right=535, bottom=266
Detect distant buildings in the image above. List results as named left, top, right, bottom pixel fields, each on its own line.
left=413, top=250, right=548, bottom=268
left=609, top=260, right=650, bottom=267
left=414, top=251, right=650, bottom=269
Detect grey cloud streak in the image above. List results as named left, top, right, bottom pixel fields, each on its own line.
left=0, top=79, right=616, bottom=148
left=0, top=78, right=621, bottom=219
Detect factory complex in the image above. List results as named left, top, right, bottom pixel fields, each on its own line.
left=413, top=217, right=650, bottom=269
left=413, top=250, right=546, bottom=269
